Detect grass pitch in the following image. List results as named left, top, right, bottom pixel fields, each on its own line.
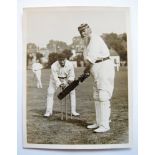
left=26, top=67, right=128, bottom=144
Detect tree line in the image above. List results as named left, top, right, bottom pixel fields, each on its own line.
left=101, top=33, right=127, bottom=60
left=27, top=32, right=127, bottom=68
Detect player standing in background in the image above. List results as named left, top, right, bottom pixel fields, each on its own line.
left=32, top=59, right=43, bottom=88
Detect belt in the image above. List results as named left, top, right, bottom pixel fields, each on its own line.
left=95, top=57, right=110, bottom=63
left=58, top=77, right=67, bottom=79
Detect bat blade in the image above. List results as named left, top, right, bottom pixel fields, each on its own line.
left=57, top=73, right=90, bottom=100
left=57, top=80, right=79, bottom=100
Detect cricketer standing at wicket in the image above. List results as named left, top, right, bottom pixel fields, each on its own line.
left=78, top=23, right=115, bottom=133
left=44, top=52, right=80, bottom=117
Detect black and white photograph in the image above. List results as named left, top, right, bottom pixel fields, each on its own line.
left=23, top=6, right=131, bottom=149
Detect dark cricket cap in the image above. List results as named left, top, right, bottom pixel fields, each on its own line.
left=57, top=52, right=66, bottom=60
left=78, top=23, right=89, bottom=32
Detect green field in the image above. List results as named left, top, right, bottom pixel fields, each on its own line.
left=26, top=67, right=128, bottom=144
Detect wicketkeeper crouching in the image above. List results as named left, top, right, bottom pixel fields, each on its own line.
left=44, top=52, right=80, bottom=117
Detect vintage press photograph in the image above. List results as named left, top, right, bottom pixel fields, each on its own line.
left=23, top=7, right=131, bottom=149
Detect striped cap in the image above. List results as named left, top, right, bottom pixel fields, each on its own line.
left=78, top=23, right=89, bottom=32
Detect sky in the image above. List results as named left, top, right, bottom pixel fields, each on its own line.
left=23, top=7, right=129, bottom=48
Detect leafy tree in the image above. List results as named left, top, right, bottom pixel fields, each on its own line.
left=46, top=40, right=68, bottom=52
left=36, top=52, right=43, bottom=62
left=63, top=49, right=73, bottom=60
left=27, top=43, right=37, bottom=53
left=27, top=53, right=33, bottom=67
left=102, top=33, right=127, bottom=61
left=47, top=52, right=58, bottom=68
left=121, top=33, right=127, bottom=42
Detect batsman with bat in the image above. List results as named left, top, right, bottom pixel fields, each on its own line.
left=44, top=52, right=80, bottom=117
left=77, top=23, right=115, bottom=133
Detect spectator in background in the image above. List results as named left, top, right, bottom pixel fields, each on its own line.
left=32, top=59, right=43, bottom=88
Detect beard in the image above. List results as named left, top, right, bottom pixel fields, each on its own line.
left=83, top=37, right=90, bottom=47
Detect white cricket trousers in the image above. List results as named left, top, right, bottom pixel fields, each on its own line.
left=45, top=81, right=77, bottom=114
left=91, top=59, right=115, bottom=129
left=34, top=70, right=42, bottom=88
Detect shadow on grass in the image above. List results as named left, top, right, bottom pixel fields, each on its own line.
left=30, top=109, right=88, bottom=128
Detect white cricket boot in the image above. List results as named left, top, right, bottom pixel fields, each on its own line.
left=44, top=112, right=51, bottom=117
left=87, top=124, right=98, bottom=129
left=72, top=111, right=80, bottom=116
left=94, top=126, right=110, bottom=133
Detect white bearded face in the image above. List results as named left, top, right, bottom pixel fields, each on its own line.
left=81, top=27, right=92, bottom=38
